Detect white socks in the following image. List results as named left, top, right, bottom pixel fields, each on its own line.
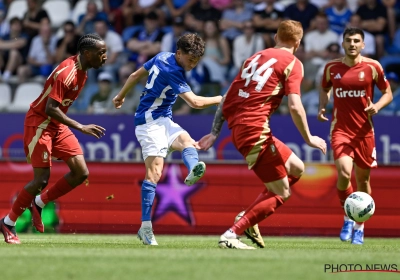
left=141, top=221, right=152, bottom=228
left=354, top=223, right=364, bottom=231
left=223, top=229, right=237, bottom=239
left=4, top=215, right=16, bottom=226
left=35, top=196, right=45, bottom=208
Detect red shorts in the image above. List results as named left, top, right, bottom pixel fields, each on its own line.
left=331, top=133, right=377, bottom=169
left=232, top=125, right=293, bottom=183
left=24, top=125, right=83, bottom=168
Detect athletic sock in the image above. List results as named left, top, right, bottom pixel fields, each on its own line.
left=354, top=222, right=364, bottom=231
left=182, top=147, right=199, bottom=172
left=232, top=192, right=284, bottom=235
left=223, top=229, right=237, bottom=239
left=337, top=184, right=353, bottom=207
left=141, top=180, right=157, bottom=221
left=7, top=189, right=35, bottom=223
left=40, top=176, right=75, bottom=204
left=141, top=221, right=152, bottom=228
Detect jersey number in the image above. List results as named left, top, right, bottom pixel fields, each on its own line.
left=145, top=65, right=160, bottom=89
left=241, top=55, right=277, bottom=91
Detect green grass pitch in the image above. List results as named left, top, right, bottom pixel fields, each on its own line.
left=0, top=235, right=399, bottom=280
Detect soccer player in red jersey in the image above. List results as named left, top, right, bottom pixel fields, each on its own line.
left=197, top=20, right=327, bottom=249
left=0, top=34, right=108, bottom=244
left=318, top=27, right=393, bottom=245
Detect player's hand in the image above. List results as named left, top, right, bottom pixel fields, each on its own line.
left=81, top=124, right=106, bottom=139
left=306, top=136, right=327, bottom=155
left=364, top=97, right=378, bottom=116
left=113, top=95, right=125, bottom=109
left=196, top=134, right=217, bottom=151
left=317, top=108, right=329, bottom=122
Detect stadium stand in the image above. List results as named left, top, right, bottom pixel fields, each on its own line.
left=8, top=83, right=42, bottom=112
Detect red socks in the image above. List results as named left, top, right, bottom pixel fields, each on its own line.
left=337, top=185, right=353, bottom=207
left=8, top=189, right=35, bottom=222
left=232, top=191, right=284, bottom=235
left=41, top=176, right=75, bottom=204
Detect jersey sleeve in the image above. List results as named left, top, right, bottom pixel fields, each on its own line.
left=168, top=70, right=191, bottom=94
left=374, top=62, right=390, bottom=91
left=143, top=55, right=157, bottom=72
left=284, top=59, right=303, bottom=96
left=48, top=68, right=72, bottom=102
left=321, top=63, right=333, bottom=89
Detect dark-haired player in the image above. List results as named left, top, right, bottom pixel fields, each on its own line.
left=0, top=34, right=108, bottom=244
left=113, top=33, right=222, bottom=245
left=318, top=27, right=393, bottom=245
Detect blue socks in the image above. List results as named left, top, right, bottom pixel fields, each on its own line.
left=141, top=180, right=157, bottom=221
left=182, top=147, right=199, bottom=172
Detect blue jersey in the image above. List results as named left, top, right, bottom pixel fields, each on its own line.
left=134, top=52, right=191, bottom=126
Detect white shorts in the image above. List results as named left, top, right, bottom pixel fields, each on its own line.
left=135, top=117, right=186, bottom=160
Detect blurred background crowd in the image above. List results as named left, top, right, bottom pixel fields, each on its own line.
left=0, top=0, right=399, bottom=116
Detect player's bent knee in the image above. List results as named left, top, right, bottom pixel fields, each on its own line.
left=33, top=179, right=49, bottom=189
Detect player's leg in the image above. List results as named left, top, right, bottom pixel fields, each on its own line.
left=220, top=139, right=288, bottom=249
left=1, top=126, right=54, bottom=243
left=168, top=120, right=205, bottom=186
left=274, top=136, right=305, bottom=186
left=350, top=137, right=376, bottom=245
left=335, top=156, right=355, bottom=241
left=234, top=138, right=303, bottom=248
left=30, top=127, right=86, bottom=232
left=0, top=167, right=50, bottom=244
left=136, top=155, right=164, bottom=246
left=135, top=120, right=170, bottom=245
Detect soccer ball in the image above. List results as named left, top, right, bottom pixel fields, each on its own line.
left=344, top=192, right=375, bottom=222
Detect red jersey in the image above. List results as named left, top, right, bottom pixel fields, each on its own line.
left=223, top=48, right=303, bottom=129
left=321, top=57, right=389, bottom=138
left=24, top=55, right=87, bottom=130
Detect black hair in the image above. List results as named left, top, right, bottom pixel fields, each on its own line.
left=64, top=20, right=75, bottom=27
left=77, top=33, right=103, bottom=54
left=343, top=27, right=364, bottom=40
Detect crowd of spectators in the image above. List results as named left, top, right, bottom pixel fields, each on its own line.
left=0, top=0, right=399, bottom=115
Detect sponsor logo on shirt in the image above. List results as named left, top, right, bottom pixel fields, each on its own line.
left=335, top=88, right=365, bottom=98
left=238, top=89, right=250, bottom=98
left=61, top=99, right=74, bottom=106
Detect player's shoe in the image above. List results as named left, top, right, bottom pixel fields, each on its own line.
left=0, top=218, right=21, bottom=244
left=351, top=229, right=364, bottom=245
left=137, top=227, right=158, bottom=245
left=184, top=161, right=206, bottom=186
left=28, top=200, right=44, bottom=233
left=235, top=211, right=265, bottom=248
left=218, top=235, right=256, bottom=250
left=339, top=220, right=355, bottom=241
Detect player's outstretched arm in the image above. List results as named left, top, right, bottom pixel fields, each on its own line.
left=197, top=95, right=226, bottom=151
left=179, top=91, right=222, bottom=109
left=113, top=67, right=149, bottom=109
left=45, top=98, right=105, bottom=139
left=288, top=93, right=327, bottom=154
left=317, top=87, right=331, bottom=122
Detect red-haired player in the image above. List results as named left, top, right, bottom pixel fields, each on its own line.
left=0, top=34, right=108, bottom=244
left=318, top=27, right=392, bottom=245
left=198, top=20, right=327, bottom=249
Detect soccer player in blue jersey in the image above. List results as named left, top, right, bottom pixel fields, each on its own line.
left=113, top=33, right=222, bottom=245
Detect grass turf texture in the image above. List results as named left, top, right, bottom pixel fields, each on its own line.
left=0, top=235, right=399, bottom=280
